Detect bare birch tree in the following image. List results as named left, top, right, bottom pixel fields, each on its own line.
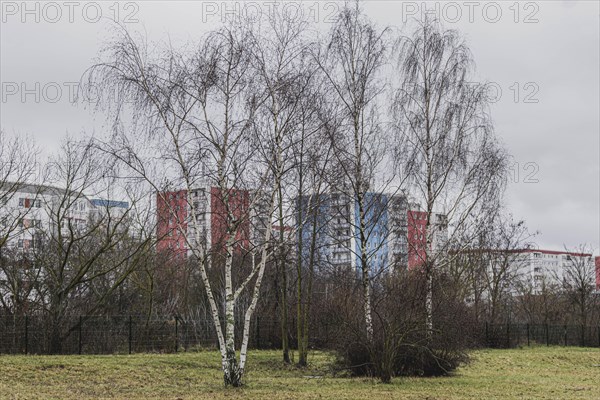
left=290, top=83, right=337, bottom=366
left=315, top=2, right=389, bottom=341
left=392, top=17, right=508, bottom=334
left=248, top=9, right=316, bottom=363
left=87, top=21, right=279, bottom=385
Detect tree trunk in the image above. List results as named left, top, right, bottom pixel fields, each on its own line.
left=49, top=314, right=63, bottom=354
left=278, top=186, right=290, bottom=364
left=425, top=263, right=433, bottom=334
left=222, top=347, right=242, bottom=387
left=358, top=195, right=374, bottom=341
left=298, top=201, right=319, bottom=366
left=296, top=196, right=306, bottom=366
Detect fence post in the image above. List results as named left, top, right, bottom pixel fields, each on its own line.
left=24, top=315, right=29, bottom=354
left=545, top=323, right=549, bottom=346
left=598, top=326, right=600, bottom=348
left=175, top=317, right=178, bottom=353
left=128, top=315, right=132, bottom=355
left=506, top=323, right=510, bottom=348
left=78, top=316, right=82, bottom=355
left=563, top=325, right=567, bottom=346
left=580, top=325, right=584, bottom=347
left=526, top=323, right=530, bottom=347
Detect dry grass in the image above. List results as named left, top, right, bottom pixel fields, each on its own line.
left=0, top=346, right=598, bottom=399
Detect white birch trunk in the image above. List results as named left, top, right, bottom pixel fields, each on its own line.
left=223, top=234, right=241, bottom=386
left=239, top=191, right=276, bottom=373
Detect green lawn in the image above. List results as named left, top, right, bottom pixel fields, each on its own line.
left=0, top=347, right=598, bottom=399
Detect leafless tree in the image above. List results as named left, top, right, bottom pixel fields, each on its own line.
left=480, top=215, right=535, bottom=323
left=248, top=9, right=316, bottom=363
left=392, top=17, right=508, bottom=334
left=315, top=1, right=390, bottom=342
left=29, top=138, right=154, bottom=353
left=514, top=278, right=562, bottom=325
left=289, top=83, right=337, bottom=366
left=87, top=20, right=281, bottom=385
left=559, top=244, right=597, bottom=330
left=0, top=130, right=41, bottom=315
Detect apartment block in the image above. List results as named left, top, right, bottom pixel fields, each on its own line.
left=509, top=249, right=595, bottom=294
left=295, top=191, right=448, bottom=275
left=407, top=210, right=448, bottom=270
left=156, top=186, right=269, bottom=258
left=0, top=183, right=128, bottom=251
left=0, top=183, right=130, bottom=310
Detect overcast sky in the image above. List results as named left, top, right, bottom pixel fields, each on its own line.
left=1, top=1, right=599, bottom=254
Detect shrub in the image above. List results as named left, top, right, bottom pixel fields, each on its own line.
left=330, top=270, right=474, bottom=382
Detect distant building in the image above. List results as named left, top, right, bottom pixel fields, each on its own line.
left=0, top=183, right=129, bottom=307
left=509, top=249, right=595, bottom=294
left=407, top=210, right=448, bottom=270
left=0, top=183, right=127, bottom=251
left=295, top=191, right=448, bottom=275
left=595, top=256, right=600, bottom=291
left=155, top=186, right=269, bottom=259
left=89, top=199, right=129, bottom=219
left=454, top=248, right=596, bottom=295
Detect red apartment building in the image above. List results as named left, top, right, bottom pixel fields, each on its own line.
left=407, top=210, right=427, bottom=270
left=209, top=187, right=251, bottom=252
left=156, top=186, right=260, bottom=258
left=157, top=189, right=189, bottom=257
left=407, top=210, right=448, bottom=270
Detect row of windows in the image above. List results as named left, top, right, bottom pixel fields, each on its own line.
left=18, top=198, right=41, bottom=208
left=18, top=219, right=42, bottom=229
left=60, top=218, right=86, bottom=229
left=16, top=197, right=87, bottom=211
left=16, top=237, right=42, bottom=249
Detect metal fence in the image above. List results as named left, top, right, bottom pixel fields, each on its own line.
left=484, top=323, right=600, bottom=349
left=0, top=314, right=336, bottom=355
left=1, top=315, right=599, bottom=355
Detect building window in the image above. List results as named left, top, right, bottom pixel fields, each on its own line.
left=19, top=198, right=24, bottom=207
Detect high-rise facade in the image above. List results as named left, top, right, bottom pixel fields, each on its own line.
left=156, top=186, right=269, bottom=258
left=407, top=210, right=448, bottom=270
left=295, top=191, right=448, bottom=275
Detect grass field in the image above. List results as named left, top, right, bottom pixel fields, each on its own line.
left=0, top=346, right=598, bottom=399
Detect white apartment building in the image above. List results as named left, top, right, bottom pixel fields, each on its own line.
left=0, top=183, right=129, bottom=251
left=510, top=249, right=595, bottom=294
